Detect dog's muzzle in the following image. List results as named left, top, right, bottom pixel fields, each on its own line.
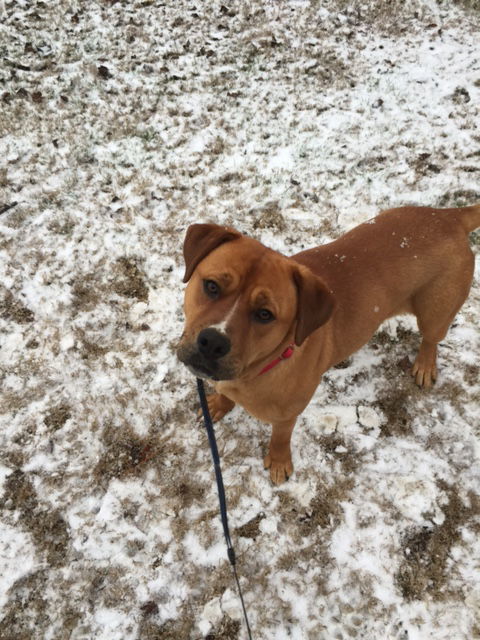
left=177, top=328, right=233, bottom=380
left=197, top=328, right=231, bottom=360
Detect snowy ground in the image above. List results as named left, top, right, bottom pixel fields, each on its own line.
left=1, top=1, right=479, bottom=638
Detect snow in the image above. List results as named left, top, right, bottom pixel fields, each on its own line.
left=0, top=524, right=36, bottom=611
left=0, top=0, right=479, bottom=638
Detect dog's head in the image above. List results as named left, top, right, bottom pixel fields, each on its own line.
left=176, top=223, right=335, bottom=381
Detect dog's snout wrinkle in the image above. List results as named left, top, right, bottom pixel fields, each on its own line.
left=197, top=328, right=231, bottom=360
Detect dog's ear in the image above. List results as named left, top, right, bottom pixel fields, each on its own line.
left=292, top=265, right=335, bottom=346
left=182, top=223, right=242, bottom=283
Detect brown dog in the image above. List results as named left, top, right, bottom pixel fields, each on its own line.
left=177, top=205, right=480, bottom=484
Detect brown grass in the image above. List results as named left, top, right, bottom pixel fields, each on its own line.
left=0, top=290, right=34, bottom=324
left=113, top=257, right=149, bottom=302
left=1, top=470, right=70, bottom=567
left=93, top=422, right=166, bottom=489
left=396, top=482, right=480, bottom=600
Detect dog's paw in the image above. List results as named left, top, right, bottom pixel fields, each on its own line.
left=197, top=393, right=235, bottom=422
left=412, top=341, right=438, bottom=388
left=411, top=359, right=437, bottom=388
left=264, top=453, right=293, bottom=485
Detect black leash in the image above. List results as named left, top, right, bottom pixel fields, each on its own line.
left=196, top=378, right=253, bottom=640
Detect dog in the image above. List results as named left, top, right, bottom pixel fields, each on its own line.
left=177, top=204, right=480, bottom=484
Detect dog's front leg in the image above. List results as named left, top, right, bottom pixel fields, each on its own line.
left=264, top=418, right=296, bottom=485
left=199, top=392, right=235, bottom=423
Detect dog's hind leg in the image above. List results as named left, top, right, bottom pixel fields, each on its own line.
left=411, top=257, right=474, bottom=387
left=411, top=339, right=439, bottom=387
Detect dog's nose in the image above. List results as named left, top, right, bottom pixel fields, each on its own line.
left=197, top=328, right=231, bottom=360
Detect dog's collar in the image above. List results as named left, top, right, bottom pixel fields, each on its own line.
left=258, top=344, right=295, bottom=376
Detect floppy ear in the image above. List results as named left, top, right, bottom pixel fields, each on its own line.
left=292, top=265, right=335, bottom=346
left=182, top=223, right=242, bottom=282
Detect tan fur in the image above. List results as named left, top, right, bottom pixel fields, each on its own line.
left=177, top=205, right=480, bottom=484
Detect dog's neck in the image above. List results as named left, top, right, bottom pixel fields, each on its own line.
left=257, top=344, right=295, bottom=376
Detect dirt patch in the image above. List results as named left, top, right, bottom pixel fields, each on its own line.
left=375, top=385, right=413, bottom=437
left=0, top=570, right=54, bottom=640
left=411, top=152, right=443, bottom=178
left=207, top=618, right=241, bottom=639
left=137, top=612, right=238, bottom=640
left=235, top=512, right=265, bottom=540
left=113, top=257, right=149, bottom=302
left=0, top=470, right=70, bottom=567
left=87, top=566, right=136, bottom=611
left=138, top=618, right=193, bottom=640
left=136, top=562, right=238, bottom=639
left=79, top=335, right=109, bottom=360
left=457, top=0, right=480, bottom=13
left=368, top=328, right=423, bottom=437
left=333, top=357, right=353, bottom=369
left=140, top=601, right=159, bottom=617
left=437, top=189, right=480, bottom=208
left=371, top=326, right=419, bottom=355
left=276, top=472, right=355, bottom=555
left=299, top=475, right=355, bottom=534
left=451, top=86, right=471, bottom=104
left=316, top=433, right=347, bottom=456
left=7, top=594, right=83, bottom=640
left=396, top=482, right=480, bottom=601
left=48, top=217, right=76, bottom=236
left=463, top=363, right=480, bottom=386
left=1, top=448, right=25, bottom=469
left=43, top=404, right=71, bottom=431
left=71, top=277, right=101, bottom=312
left=0, top=289, right=34, bottom=323
left=164, top=479, right=206, bottom=508
left=316, top=433, right=360, bottom=474
left=470, top=229, right=480, bottom=247
left=250, top=201, right=286, bottom=232
left=93, top=422, right=166, bottom=488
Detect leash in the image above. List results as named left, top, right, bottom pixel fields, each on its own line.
left=196, top=377, right=253, bottom=640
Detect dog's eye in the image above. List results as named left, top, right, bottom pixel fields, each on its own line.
left=254, top=308, right=275, bottom=324
left=203, top=279, right=220, bottom=299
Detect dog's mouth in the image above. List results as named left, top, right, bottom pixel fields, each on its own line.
left=177, top=344, right=236, bottom=381
left=185, top=360, right=236, bottom=381
left=186, top=361, right=220, bottom=381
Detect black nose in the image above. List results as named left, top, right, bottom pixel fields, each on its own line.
left=197, top=328, right=231, bottom=360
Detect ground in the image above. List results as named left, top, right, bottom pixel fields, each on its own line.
left=0, top=1, right=479, bottom=639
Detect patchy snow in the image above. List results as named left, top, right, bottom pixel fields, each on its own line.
left=0, top=523, right=36, bottom=611
left=0, top=0, right=479, bottom=638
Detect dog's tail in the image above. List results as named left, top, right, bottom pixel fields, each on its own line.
left=451, top=203, right=480, bottom=233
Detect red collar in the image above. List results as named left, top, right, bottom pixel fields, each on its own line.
left=258, top=344, right=295, bottom=376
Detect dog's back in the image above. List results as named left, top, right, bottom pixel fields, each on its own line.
left=293, top=205, right=479, bottom=378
